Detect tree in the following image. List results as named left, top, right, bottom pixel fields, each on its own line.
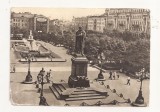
left=123, top=39, right=150, bottom=73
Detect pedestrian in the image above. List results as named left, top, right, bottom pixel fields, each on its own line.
left=37, top=73, right=42, bottom=84
left=117, top=74, right=120, bottom=79
left=113, top=71, right=116, bottom=80
left=13, top=65, right=16, bottom=73
left=48, top=69, right=52, bottom=75
left=126, top=77, right=131, bottom=85
left=109, top=71, right=112, bottom=80
left=46, top=72, right=51, bottom=83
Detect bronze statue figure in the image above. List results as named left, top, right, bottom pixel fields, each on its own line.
left=75, top=27, right=86, bottom=55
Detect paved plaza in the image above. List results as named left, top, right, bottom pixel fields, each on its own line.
left=10, top=41, right=149, bottom=106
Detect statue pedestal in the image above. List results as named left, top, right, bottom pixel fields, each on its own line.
left=68, top=55, right=90, bottom=88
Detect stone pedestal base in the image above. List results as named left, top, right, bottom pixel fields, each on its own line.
left=68, top=55, right=90, bottom=88
left=68, top=76, right=90, bottom=88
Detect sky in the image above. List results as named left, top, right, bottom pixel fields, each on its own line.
left=11, top=8, right=106, bottom=21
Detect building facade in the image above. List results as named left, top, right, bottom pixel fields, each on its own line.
left=11, top=12, right=34, bottom=30
left=88, top=16, right=106, bottom=32
left=72, top=17, right=88, bottom=30
left=34, top=15, right=49, bottom=33
left=87, top=8, right=150, bottom=34
left=107, top=8, right=150, bottom=34
left=11, top=12, right=50, bottom=33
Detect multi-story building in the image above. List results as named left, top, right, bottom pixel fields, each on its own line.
left=87, top=8, right=150, bottom=34
left=34, top=14, right=49, bottom=33
left=88, top=16, right=106, bottom=32
left=11, top=12, right=34, bottom=30
left=72, top=17, right=88, bottom=30
left=11, top=12, right=50, bottom=33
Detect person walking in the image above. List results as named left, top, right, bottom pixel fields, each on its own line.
left=113, top=71, right=117, bottom=80
left=117, top=74, right=120, bottom=79
left=109, top=71, right=113, bottom=80
left=46, top=69, right=52, bottom=83
left=46, top=72, right=51, bottom=83
left=126, top=77, right=131, bottom=85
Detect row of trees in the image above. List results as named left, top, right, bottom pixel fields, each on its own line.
left=84, top=30, right=150, bottom=73
left=11, top=26, right=150, bottom=74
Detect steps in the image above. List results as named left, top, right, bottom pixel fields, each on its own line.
left=50, top=83, right=107, bottom=101
left=49, top=84, right=66, bottom=99
left=65, top=95, right=106, bottom=101
left=69, top=93, right=102, bottom=98
left=49, top=86, right=60, bottom=99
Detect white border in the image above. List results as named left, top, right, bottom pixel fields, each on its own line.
left=0, top=0, right=159, bottom=112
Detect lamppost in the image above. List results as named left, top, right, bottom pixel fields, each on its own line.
left=39, top=68, right=48, bottom=106
left=97, top=49, right=106, bottom=81
left=132, top=68, right=147, bottom=107
left=24, top=53, right=33, bottom=84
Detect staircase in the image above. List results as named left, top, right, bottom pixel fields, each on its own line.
left=50, top=83, right=108, bottom=101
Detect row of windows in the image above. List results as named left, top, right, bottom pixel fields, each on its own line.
left=118, top=15, right=126, bottom=19
left=131, top=15, right=143, bottom=19
left=108, top=9, right=148, bottom=14
left=88, top=20, right=144, bottom=26
left=79, top=16, right=147, bottom=25
left=13, top=23, right=28, bottom=27
left=131, top=21, right=144, bottom=25
left=12, top=18, right=28, bottom=22
left=118, top=21, right=126, bottom=24
left=130, top=27, right=143, bottom=32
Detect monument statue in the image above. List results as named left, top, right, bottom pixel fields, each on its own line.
left=75, top=27, right=86, bottom=55
left=68, top=26, right=90, bottom=88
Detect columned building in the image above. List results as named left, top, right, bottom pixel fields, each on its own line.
left=86, top=8, right=150, bottom=34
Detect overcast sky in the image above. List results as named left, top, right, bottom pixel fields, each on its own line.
left=11, top=8, right=105, bottom=21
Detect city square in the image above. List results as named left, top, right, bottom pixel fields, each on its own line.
left=10, top=8, right=150, bottom=107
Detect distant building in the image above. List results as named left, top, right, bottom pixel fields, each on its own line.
left=88, top=15, right=106, bottom=33
left=34, top=14, right=49, bottom=33
left=72, top=17, right=88, bottom=30
left=11, top=12, right=34, bottom=30
left=104, top=8, right=150, bottom=34
left=86, top=8, right=150, bottom=34
left=50, top=19, right=60, bottom=26
left=11, top=12, right=50, bottom=33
